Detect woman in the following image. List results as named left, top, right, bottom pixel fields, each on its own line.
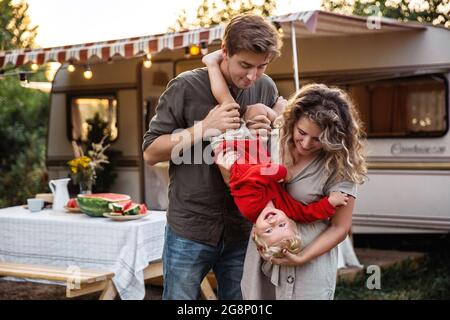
left=241, top=83, right=367, bottom=300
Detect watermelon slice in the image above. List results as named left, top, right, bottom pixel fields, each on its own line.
left=139, top=204, right=148, bottom=215
left=77, top=193, right=131, bottom=217
left=109, top=200, right=133, bottom=213
left=66, top=198, right=78, bottom=208
left=123, top=204, right=140, bottom=216
left=123, top=203, right=140, bottom=216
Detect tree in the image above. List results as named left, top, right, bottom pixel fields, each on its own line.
left=0, top=0, right=48, bottom=207
left=321, top=0, right=450, bottom=28
left=0, top=0, right=38, bottom=51
left=0, top=72, right=49, bottom=207
left=169, top=0, right=277, bottom=32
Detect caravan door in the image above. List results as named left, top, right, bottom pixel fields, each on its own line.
left=141, top=61, right=174, bottom=210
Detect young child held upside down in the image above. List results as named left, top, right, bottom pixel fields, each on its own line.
left=203, top=51, right=349, bottom=259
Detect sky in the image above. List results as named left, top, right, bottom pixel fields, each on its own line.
left=23, top=0, right=321, bottom=48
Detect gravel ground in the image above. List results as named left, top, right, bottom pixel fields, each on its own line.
left=0, top=280, right=163, bottom=300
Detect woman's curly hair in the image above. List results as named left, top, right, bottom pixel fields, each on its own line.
left=278, top=83, right=367, bottom=185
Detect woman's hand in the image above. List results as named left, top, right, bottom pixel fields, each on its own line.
left=328, top=191, right=349, bottom=208
left=270, top=249, right=307, bottom=266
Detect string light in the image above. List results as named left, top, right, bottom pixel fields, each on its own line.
left=19, top=72, right=28, bottom=84
left=67, top=61, right=76, bottom=72
left=200, top=42, right=208, bottom=55
left=143, top=53, right=152, bottom=68
left=189, top=44, right=201, bottom=57
left=31, top=63, right=39, bottom=71
left=83, top=65, right=93, bottom=79
left=273, top=21, right=284, bottom=35
left=45, top=62, right=61, bottom=81
left=184, top=47, right=190, bottom=59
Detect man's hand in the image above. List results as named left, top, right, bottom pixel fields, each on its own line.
left=202, top=102, right=241, bottom=138
left=246, top=114, right=272, bottom=136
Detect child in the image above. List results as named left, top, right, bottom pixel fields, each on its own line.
left=203, top=51, right=349, bottom=259
left=215, top=141, right=348, bottom=259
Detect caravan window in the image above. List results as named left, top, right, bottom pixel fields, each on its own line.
left=348, top=75, right=448, bottom=138
left=68, top=95, right=118, bottom=142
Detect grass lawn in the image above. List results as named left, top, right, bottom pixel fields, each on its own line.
left=335, top=234, right=450, bottom=300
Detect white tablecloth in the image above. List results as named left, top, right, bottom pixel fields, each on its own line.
left=0, top=206, right=166, bottom=300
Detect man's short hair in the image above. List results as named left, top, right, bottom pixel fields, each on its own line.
left=223, top=14, right=282, bottom=59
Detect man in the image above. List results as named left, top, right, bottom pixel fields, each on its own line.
left=142, top=14, right=282, bottom=300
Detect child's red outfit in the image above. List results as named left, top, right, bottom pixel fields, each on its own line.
left=218, top=140, right=336, bottom=224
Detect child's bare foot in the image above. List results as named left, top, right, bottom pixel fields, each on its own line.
left=272, top=96, right=288, bottom=115
left=202, top=49, right=223, bottom=66
left=328, top=191, right=349, bottom=207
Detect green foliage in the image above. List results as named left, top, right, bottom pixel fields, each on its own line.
left=169, top=0, right=277, bottom=32
left=0, top=0, right=38, bottom=50
left=321, top=0, right=450, bottom=28
left=0, top=74, right=49, bottom=208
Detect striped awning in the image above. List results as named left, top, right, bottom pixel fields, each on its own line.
left=0, top=10, right=425, bottom=69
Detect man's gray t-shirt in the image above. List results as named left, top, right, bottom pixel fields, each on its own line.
left=142, top=67, right=278, bottom=246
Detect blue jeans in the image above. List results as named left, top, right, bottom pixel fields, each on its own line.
left=162, top=225, right=248, bottom=300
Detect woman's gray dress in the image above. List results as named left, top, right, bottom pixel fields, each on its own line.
left=241, top=130, right=357, bottom=300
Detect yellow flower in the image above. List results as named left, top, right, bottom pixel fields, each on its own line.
left=68, top=137, right=110, bottom=187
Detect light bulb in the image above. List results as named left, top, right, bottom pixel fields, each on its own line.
left=143, top=59, right=152, bottom=69
left=19, top=72, right=28, bottom=83
left=31, top=63, right=39, bottom=71
left=200, top=42, right=208, bottom=55
left=67, top=64, right=76, bottom=72
left=189, top=45, right=201, bottom=56
left=83, top=65, right=93, bottom=79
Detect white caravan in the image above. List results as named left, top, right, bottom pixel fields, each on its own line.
left=2, top=11, right=447, bottom=233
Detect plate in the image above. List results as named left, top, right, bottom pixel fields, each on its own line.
left=64, top=206, right=82, bottom=213
left=102, top=212, right=149, bottom=221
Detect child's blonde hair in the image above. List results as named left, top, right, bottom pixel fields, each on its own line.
left=252, top=230, right=303, bottom=260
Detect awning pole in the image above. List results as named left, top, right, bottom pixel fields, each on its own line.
left=290, top=21, right=300, bottom=92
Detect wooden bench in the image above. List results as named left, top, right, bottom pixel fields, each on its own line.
left=143, top=262, right=217, bottom=300
left=0, top=262, right=115, bottom=300
left=0, top=261, right=217, bottom=300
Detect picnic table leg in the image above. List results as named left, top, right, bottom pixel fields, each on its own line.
left=99, top=279, right=117, bottom=300
left=200, top=277, right=217, bottom=300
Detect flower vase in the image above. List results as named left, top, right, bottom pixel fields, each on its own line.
left=79, top=179, right=93, bottom=195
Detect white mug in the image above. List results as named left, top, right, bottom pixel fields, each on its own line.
left=27, top=198, right=44, bottom=212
